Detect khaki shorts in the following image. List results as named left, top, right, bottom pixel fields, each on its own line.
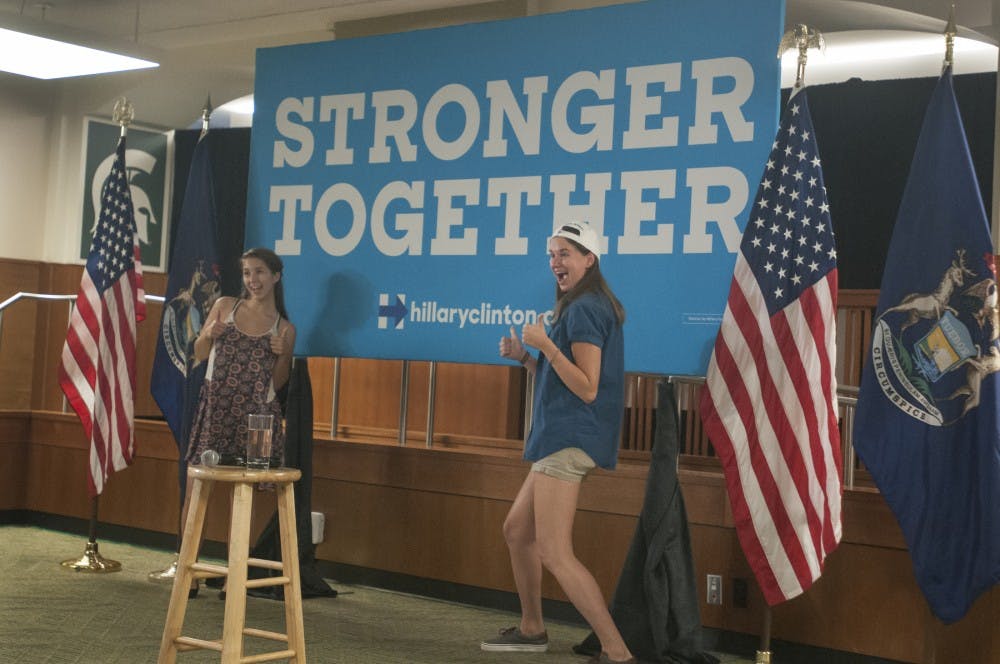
left=531, top=447, right=597, bottom=483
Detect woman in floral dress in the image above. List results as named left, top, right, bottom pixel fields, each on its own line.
left=182, top=247, right=296, bottom=596
left=186, top=248, right=295, bottom=466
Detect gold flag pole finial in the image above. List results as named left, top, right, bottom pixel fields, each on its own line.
left=112, top=97, right=134, bottom=137
left=778, top=24, right=824, bottom=91
left=200, top=95, right=213, bottom=140
left=944, top=4, right=957, bottom=70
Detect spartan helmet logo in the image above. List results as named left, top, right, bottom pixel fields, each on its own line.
left=90, top=148, right=158, bottom=245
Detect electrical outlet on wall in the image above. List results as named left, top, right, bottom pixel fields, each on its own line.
left=733, top=577, right=748, bottom=608
left=707, top=574, right=722, bottom=605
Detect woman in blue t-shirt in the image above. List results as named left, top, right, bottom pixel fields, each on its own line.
left=481, top=222, right=634, bottom=664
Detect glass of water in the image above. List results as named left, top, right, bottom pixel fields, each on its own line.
left=246, top=414, right=275, bottom=471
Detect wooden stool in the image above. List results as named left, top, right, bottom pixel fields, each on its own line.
left=158, top=465, right=306, bottom=663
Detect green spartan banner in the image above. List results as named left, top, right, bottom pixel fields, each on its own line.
left=80, top=118, right=170, bottom=271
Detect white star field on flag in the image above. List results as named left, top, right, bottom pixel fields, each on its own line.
left=743, top=99, right=836, bottom=315
left=91, top=162, right=136, bottom=291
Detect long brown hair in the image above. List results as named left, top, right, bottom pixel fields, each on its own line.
left=240, top=247, right=290, bottom=321
left=552, top=239, right=625, bottom=325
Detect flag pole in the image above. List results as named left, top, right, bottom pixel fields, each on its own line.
left=942, top=5, right=956, bottom=71
left=199, top=95, right=212, bottom=141
left=745, top=25, right=824, bottom=663
left=60, top=495, right=122, bottom=572
left=149, top=96, right=216, bottom=585
left=757, top=604, right=773, bottom=664
left=61, top=97, right=137, bottom=575
left=777, top=23, right=824, bottom=93
left=908, top=17, right=953, bottom=659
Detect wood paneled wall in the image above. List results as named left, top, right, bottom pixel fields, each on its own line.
left=5, top=412, right=999, bottom=663
left=0, top=260, right=44, bottom=410
left=309, top=357, right=525, bottom=444
left=7, top=261, right=170, bottom=416
left=16, top=413, right=269, bottom=544
left=0, top=412, right=29, bottom=511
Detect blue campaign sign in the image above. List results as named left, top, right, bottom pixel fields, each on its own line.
left=246, top=0, right=784, bottom=374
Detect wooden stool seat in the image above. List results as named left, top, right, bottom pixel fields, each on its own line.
left=158, top=465, right=306, bottom=663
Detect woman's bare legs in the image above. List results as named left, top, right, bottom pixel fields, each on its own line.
left=532, top=471, right=632, bottom=661
left=502, top=471, right=545, bottom=635
left=501, top=470, right=632, bottom=661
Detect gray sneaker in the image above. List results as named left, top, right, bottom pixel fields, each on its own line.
left=480, top=626, right=549, bottom=652
left=587, top=653, right=638, bottom=664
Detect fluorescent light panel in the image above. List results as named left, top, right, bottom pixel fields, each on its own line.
left=0, top=26, right=158, bottom=79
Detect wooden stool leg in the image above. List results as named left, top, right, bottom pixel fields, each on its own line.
left=277, top=482, right=307, bottom=662
left=158, top=477, right=213, bottom=664
left=220, top=482, right=253, bottom=664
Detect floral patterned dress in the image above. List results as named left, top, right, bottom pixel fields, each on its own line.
left=186, top=300, right=285, bottom=466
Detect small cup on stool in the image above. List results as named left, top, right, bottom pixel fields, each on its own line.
left=246, top=414, right=275, bottom=471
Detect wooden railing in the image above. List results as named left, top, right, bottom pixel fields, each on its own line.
left=617, top=290, right=879, bottom=488
left=837, top=290, right=879, bottom=387
left=310, top=290, right=881, bottom=472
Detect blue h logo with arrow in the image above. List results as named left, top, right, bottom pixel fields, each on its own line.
left=378, top=293, right=408, bottom=329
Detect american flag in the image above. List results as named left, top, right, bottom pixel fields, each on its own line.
left=59, top=136, right=146, bottom=497
left=698, top=91, right=842, bottom=605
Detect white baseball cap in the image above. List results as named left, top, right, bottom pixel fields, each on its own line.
left=551, top=221, right=601, bottom=259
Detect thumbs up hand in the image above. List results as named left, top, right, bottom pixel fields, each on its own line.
left=203, top=319, right=227, bottom=340
left=521, top=321, right=548, bottom=350
left=270, top=328, right=288, bottom=355
left=499, top=326, right=526, bottom=361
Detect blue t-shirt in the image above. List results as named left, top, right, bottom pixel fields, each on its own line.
left=524, top=291, right=625, bottom=469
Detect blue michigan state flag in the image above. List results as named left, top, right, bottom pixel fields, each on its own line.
left=854, top=68, right=1000, bottom=623
left=151, top=133, right=222, bottom=483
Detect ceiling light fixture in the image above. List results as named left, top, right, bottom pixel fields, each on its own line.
left=781, top=31, right=994, bottom=65
left=218, top=95, right=255, bottom=117
left=779, top=30, right=997, bottom=87
left=0, top=13, right=158, bottom=80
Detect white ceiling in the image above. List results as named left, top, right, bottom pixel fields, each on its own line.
left=1, top=0, right=996, bottom=45
left=0, top=0, right=997, bottom=127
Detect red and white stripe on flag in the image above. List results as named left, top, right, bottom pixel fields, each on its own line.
left=701, top=257, right=842, bottom=604
left=699, top=91, right=842, bottom=605
left=59, top=136, right=145, bottom=497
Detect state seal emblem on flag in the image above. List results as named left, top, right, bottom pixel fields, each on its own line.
left=161, top=260, right=221, bottom=376
left=871, top=249, right=1000, bottom=425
